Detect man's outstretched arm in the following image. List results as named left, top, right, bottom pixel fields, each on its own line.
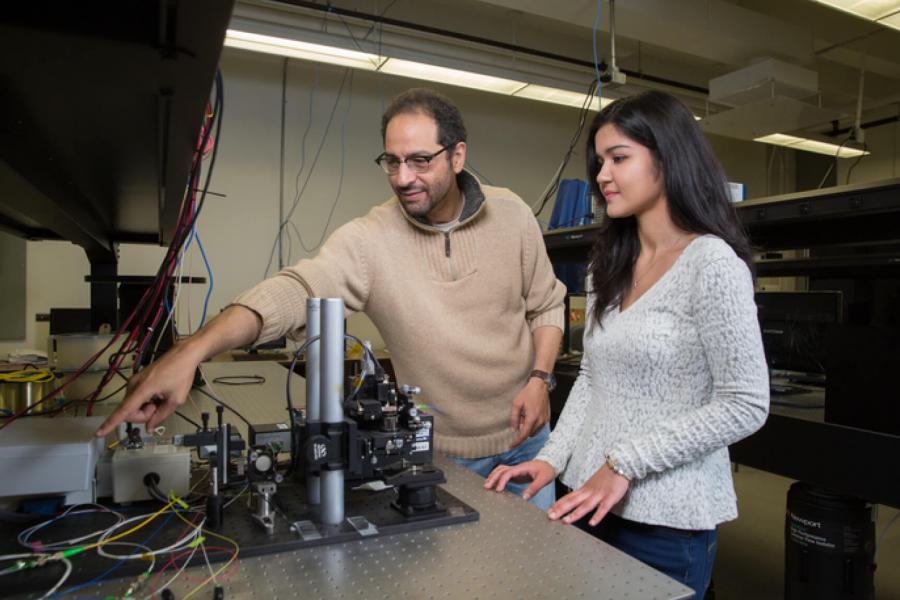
left=94, top=304, right=262, bottom=437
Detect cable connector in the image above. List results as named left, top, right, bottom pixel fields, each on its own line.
left=168, top=490, right=190, bottom=510
left=601, top=67, right=627, bottom=86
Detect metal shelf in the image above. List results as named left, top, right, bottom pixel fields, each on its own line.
left=737, top=177, right=900, bottom=249
left=543, top=223, right=602, bottom=262
left=756, top=254, right=900, bottom=278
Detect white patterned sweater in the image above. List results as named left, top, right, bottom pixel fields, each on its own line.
left=536, top=235, right=769, bottom=530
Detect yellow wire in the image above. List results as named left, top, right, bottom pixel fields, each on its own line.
left=78, top=497, right=179, bottom=553
left=171, top=510, right=240, bottom=600
left=0, top=369, right=55, bottom=383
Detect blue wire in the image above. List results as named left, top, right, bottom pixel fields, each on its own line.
left=592, top=0, right=603, bottom=101
left=163, top=226, right=197, bottom=337
left=50, top=511, right=177, bottom=599
left=162, top=223, right=213, bottom=334
left=194, top=229, right=214, bottom=328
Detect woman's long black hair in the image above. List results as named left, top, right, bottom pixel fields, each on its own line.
left=585, top=90, right=754, bottom=327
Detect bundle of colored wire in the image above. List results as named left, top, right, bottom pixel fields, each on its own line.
left=18, top=504, right=125, bottom=552
left=95, top=512, right=203, bottom=561
left=0, top=70, right=225, bottom=429
left=0, top=552, right=73, bottom=599
left=49, top=541, right=156, bottom=599
left=169, top=510, right=240, bottom=600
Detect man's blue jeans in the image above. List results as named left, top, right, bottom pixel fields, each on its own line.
left=448, top=424, right=555, bottom=511
left=576, top=512, right=718, bottom=599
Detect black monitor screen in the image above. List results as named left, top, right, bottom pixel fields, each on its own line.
left=755, top=291, right=843, bottom=376
left=252, top=336, right=287, bottom=351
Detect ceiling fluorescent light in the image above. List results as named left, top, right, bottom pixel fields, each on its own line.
left=513, top=84, right=612, bottom=111
left=224, top=30, right=612, bottom=113
left=880, top=10, right=900, bottom=27
left=378, top=58, right=527, bottom=94
left=224, top=29, right=383, bottom=70
left=811, top=1, right=900, bottom=31
left=754, top=133, right=869, bottom=158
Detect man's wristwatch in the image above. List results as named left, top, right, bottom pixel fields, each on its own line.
left=529, top=369, right=556, bottom=392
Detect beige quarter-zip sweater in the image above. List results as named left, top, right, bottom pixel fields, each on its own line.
left=233, top=171, right=566, bottom=458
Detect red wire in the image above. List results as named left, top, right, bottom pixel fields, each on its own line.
left=151, top=545, right=239, bottom=591
left=1, top=102, right=217, bottom=429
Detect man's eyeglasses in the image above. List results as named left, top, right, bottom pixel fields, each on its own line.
left=374, top=143, right=456, bottom=175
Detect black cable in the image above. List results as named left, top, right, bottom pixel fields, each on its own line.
left=211, top=375, right=266, bottom=386
left=282, top=333, right=379, bottom=476
left=135, top=69, right=225, bottom=364
left=146, top=479, right=170, bottom=505
left=145, top=477, right=206, bottom=508
left=95, top=382, right=128, bottom=403
left=192, top=386, right=253, bottom=428
left=533, top=78, right=599, bottom=217
left=816, top=135, right=852, bottom=189
left=107, top=349, right=137, bottom=372
left=263, top=67, right=350, bottom=276
left=298, top=69, right=354, bottom=253
left=31, top=365, right=130, bottom=419
left=25, top=380, right=129, bottom=419
left=101, top=68, right=223, bottom=395
left=174, top=410, right=202, bottom=429
left=263, top=61, right=319, bottom=277
left=284, top=335, right=319, bottom=477
left=344, top=333, right=381, bottom=371
left=845, top=141, right=868, bottom=184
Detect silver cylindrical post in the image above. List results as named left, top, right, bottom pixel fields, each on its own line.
left=219, top=422, right=230, bottom=486
left=319, top=298, right=344, bottom=525
left=321, top=470, right=344, bottom=525
left=305, top=298, right=321, bottom=506
left=320, top=298, right=344, bottom=423
left=306, top=298, right=322, bottom=422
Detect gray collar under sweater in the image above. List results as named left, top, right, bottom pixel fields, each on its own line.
left=407, top=170, right=485, bottom=229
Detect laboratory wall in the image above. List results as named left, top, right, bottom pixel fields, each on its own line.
left=3, top=46, right=883, bottom=356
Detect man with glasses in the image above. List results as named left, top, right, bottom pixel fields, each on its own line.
left=96, top=88, right=565, bottom=510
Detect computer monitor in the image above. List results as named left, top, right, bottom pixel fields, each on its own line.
left=755, top=291, right=843, bottom=379
left=250, top=336, right=287, bottom=352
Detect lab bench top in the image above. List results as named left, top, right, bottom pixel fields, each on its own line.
left=10, top=361, right=692, bottom=600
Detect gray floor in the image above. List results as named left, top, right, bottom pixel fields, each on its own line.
left=714, top=466, right=900, bottom=599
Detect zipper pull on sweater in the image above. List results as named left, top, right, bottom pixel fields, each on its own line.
left=444, top=232, right=451, bottom=257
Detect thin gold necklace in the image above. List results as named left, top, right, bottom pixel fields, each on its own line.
left=632, top=235, right=687, bottom=289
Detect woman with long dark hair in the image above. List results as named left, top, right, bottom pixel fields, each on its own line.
left=486, top=90, right=769, bottom=597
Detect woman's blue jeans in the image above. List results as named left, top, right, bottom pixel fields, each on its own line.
left=448, top=424, right=555, bottom=511
left=576, top=512, right=717, bottom=599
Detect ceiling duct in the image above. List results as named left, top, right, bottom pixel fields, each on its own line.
left=699, top=58, right=845, bottom=140
left=709, top=58, right=818, bottom=106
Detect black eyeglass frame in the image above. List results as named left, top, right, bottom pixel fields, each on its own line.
left=374, top=142, right=458, bottom=174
